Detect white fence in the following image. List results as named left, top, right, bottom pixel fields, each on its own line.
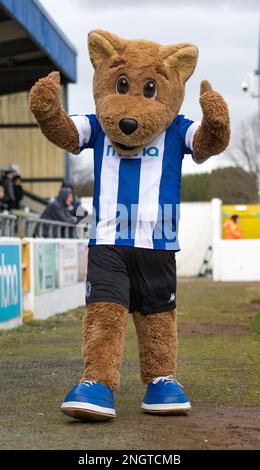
left=211, top=199, right=260, bottom=282
left=176, top=201, right=213, bottom=276
left=176, top=198, right=260, bottom=281
left=213, top=239, right=260, bottom=281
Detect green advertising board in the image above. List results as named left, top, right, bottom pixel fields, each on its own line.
left=34, top=243, right=56, bottom=295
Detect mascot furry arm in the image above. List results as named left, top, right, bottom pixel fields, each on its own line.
left=29, top=31, right=230, bottom=161
left=29, top=71, right=79, bottom=155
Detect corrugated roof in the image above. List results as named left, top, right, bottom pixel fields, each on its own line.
left=0, top=0, right=77, bottom=93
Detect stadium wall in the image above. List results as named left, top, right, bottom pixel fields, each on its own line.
left=0, top=90, right=64, bottom=198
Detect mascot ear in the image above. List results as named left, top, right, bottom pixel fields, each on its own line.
left=88, top=30, right=125, bottom=69
left=159, top=44, right=198, bottom=83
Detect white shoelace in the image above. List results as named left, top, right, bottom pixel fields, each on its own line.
left=82, top=381, right=97, bottom=387
left=152, top=375, right=183, bottom=388
left=82, top=377, right=182, bottom=388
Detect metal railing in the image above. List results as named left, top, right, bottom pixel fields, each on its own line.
left=0, top=213, right=88, bottom=239
left=0, top=213, right=17, bottom=237
left=24, top=215, right=77, bottom=238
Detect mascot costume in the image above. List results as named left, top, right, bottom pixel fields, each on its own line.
left=29, top=30, right=230, bottom=421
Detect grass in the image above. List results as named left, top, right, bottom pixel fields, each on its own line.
left=251, top=312, right=260, bottom=335
left=0, top=278, right=259, bottom=450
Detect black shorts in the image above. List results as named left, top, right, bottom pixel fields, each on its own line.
left=85, top=245, right=177, bottom=315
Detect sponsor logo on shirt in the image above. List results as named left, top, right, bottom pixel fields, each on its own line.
left=106, top=145, right=159, bottom=158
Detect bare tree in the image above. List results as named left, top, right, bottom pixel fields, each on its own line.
left=227, top=114, right=260, bottom=199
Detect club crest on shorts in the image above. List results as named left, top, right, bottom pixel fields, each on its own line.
left=169, top=293, right=176, bottom=303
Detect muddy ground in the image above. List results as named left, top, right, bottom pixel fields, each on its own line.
left=0, top=279, right=259, bottom=450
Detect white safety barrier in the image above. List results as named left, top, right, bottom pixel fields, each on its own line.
left=23, top=239, right=88, bottom=320
left=212, top=198, right=260, bottom=281
left=176, top=201, right=213, bottom=276
left=213, top=239, right=260, bottom=281
left=0, top=238, right=23, bottom=330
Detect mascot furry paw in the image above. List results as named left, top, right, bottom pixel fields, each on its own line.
left=29, top=30, right=230, bottom=421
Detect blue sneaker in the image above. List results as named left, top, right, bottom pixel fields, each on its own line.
left=61, top=381, right=116, bottom=421
left=142, top=376, right=191, bottom=414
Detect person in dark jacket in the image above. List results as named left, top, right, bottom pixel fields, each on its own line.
left=61, top=180, right=86, bottom=221
left=2, top=170, right=15, bottom=210
left=37, top=188, right=76, bottom=238
left=0, top=183, right=9, bottom=213
left=13, top=175, right=24, bottom=210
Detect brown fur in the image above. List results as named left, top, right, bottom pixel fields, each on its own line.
left=29, top=30, right=230, bottom=160
left=89, top=30, right=198, bottom=156
left=193, top=80, right=231, bottom=162
left=29, top=72, right=79, bottom=154
left=81, top=302, right=128, bottom=391
left=133, top=310, right=178, bottom=384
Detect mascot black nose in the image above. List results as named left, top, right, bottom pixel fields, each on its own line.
left=119, top=118, right=138, bottom=135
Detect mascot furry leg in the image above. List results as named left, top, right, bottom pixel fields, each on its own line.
left=73, top=306, right=178, bottom=421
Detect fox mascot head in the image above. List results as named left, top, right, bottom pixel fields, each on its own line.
left=88, top=30, right=198, bottom=156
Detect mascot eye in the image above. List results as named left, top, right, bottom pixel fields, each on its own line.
left=143, top=80, right=157, bottom=99
left=116, top=76, right=129, bottom=94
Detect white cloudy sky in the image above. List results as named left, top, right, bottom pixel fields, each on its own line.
left=41, top=0, right=259, bottom=175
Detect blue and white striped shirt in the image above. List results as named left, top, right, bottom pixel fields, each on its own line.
left=71, top=114, right=200, bottom=250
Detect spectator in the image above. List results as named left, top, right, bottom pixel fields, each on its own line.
left=224, top=214, right=244, bottom=240
left=37, top=188, right=76, bottom=237
left=0, top=183, right=9, bottom=213
left=13, top=175, right=24, bottom=210
left=61, top=181, right=89, bottom=236
left=61, top=180, right=85, bottom=220
left=2, top=170, right=15, bottom=210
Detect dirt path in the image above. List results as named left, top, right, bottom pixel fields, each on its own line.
left=0, top=279, right=259, bottom=450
